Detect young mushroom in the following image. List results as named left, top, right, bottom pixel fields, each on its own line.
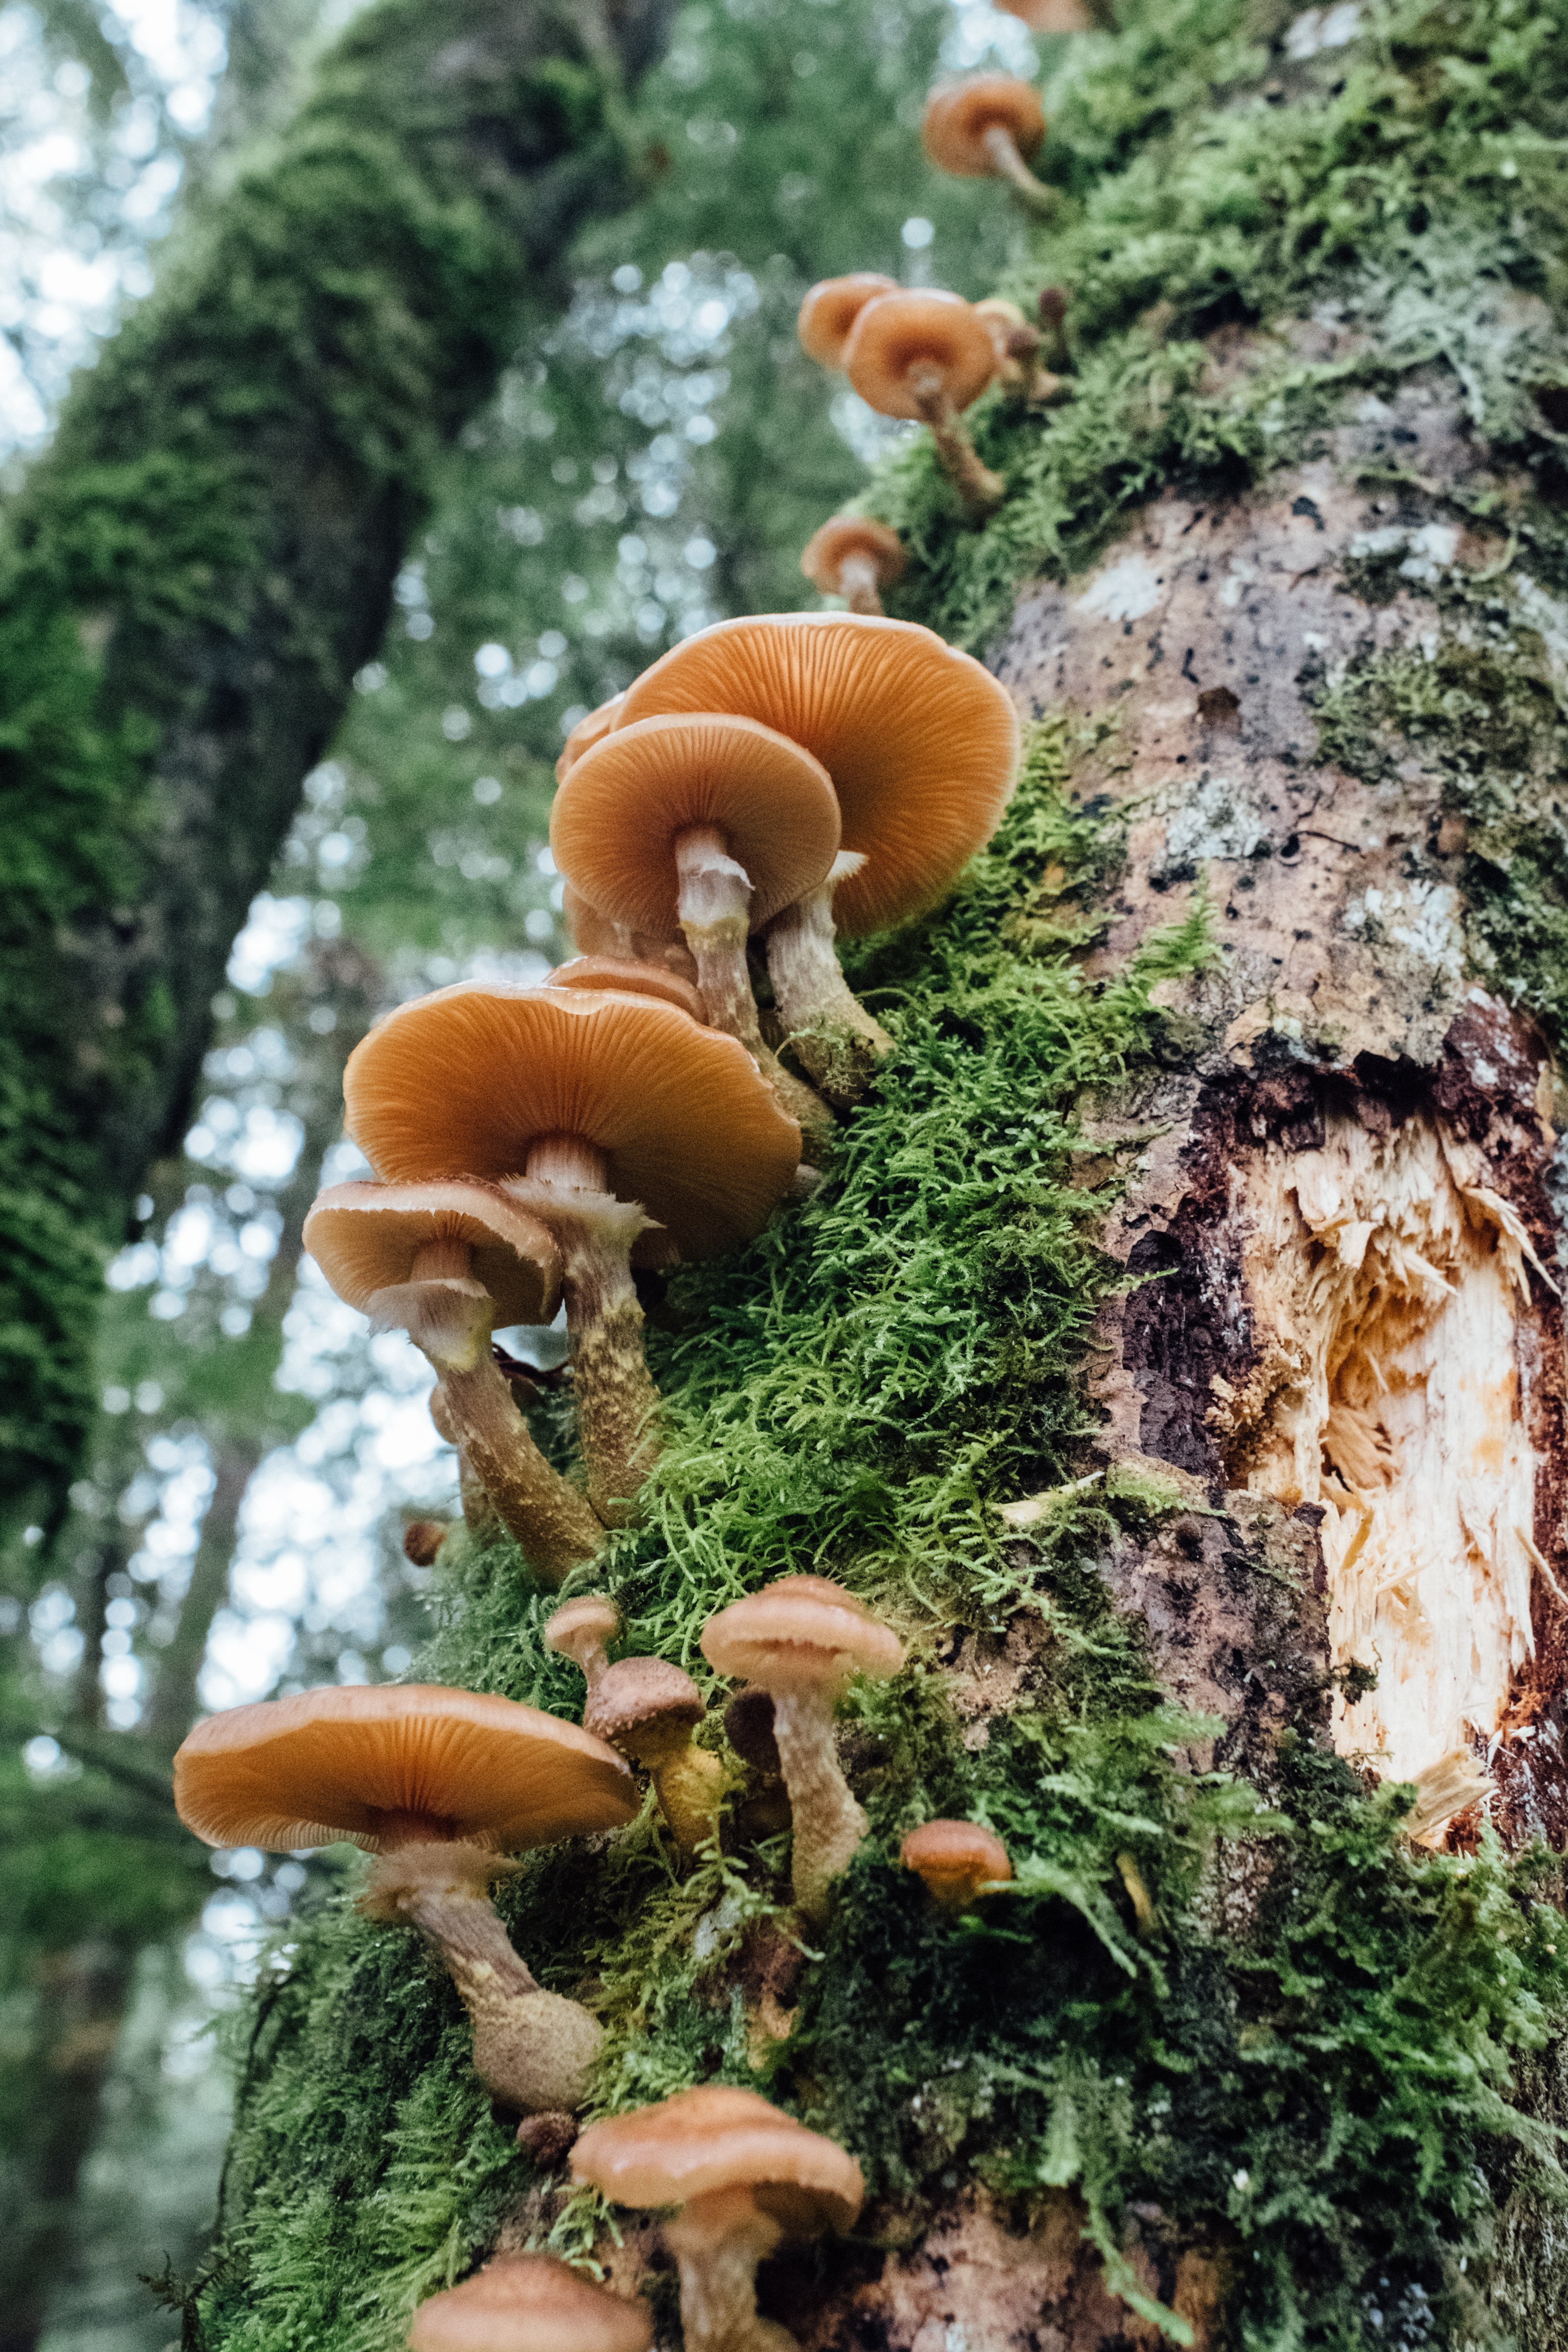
left=544, top=1594, right=621, bottom=1698
left=344, top=984, right=801, bottom=1524
left=615, top=614, right=1022, bottom=1105
left=410, top=2252, right=652, bottom=2352
left=544, top=957, right=707, bottom=1019
left=303, top=1180, right=603, bottom=1587
left=701, top=1576, right=904, bottom=1920
left=584, top=1656, right=724, bottom=1854
left=173, top=1683, right=637, bottom=2112
left=550, top=711, right=841, bottom=1143
left=557, top=693, right=627, bottom=784
left=995, top=0, right=1114, bottom=30
left=572, top=2087, right=863, bottom=2352
left=901, top=1820, right=1013, bottom=1913
left=403, top=1519, right=450, bottom=1567
left=842, top=291, right=1004, bottom=519
left=921, top=76, right=1055, bottom=215
left=795, top=271, right=898, bottom=370
left=800, top=516, right=906, bottom=617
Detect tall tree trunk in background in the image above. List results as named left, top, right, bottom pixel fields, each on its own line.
left=0, top=0, right=676, bottom=1539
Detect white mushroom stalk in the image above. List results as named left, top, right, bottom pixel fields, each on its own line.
left=675, top=827, right=834, bottom=1147
left=765, top=853, right=893, bottom=1107
left=663, top=2188, right=794, bottom=2352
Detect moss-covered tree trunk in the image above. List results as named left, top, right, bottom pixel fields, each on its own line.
left=191, top=1, right=1568, bottom=2347
left=0, top=0, right=675, bottom=1539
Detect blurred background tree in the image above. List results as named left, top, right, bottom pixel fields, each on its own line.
left=0, top=0, right=1033, bottom=2341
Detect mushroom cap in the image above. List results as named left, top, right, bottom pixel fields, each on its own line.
left=584, top=1656, right=705, bottom=1758
left=800, top=516, right=907, bottom=597
left=796, top=272, right=898, bottom=369
left=303, top=1180, right=563, bottom=1330
left=843, top=290, right=998, bottom=421
left=172, top=1683, right=638, bottom=1854
left=343, top=985, right=802, bottom=1267
left=572, top=2085, right=863, bottom=2234
left=557, top=693, right=627, bottom=786
left=551, top=713, right=841, bottom=938
left=614, top=615, right=1020, bottom=937
left=543, top=1594, right=621, bottom=1664
left=701, top=1577, right=904, bottom=1695
left=900, top=1818, right=1013, bottom=1895
left=921, top=75, right=1047, bottom=177
left=544, top=956, right=708, bottom=1024
left=993, top=0, right=1093, bottom=32
left=409, top=2254, right=653, bottom=2352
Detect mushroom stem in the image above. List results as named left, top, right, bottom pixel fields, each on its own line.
left=837, top=552, right=886, bottom=616
left=376, top=1268, right=602, bottom=1586
left=980, top=122, right=1057, bottom=212
left=769, top=1685, right=869, bottom=1922
left=664, top=2187, right=796, bottom=2352
left=674, top=826, right=834, bottom=1150
left=765, top=853, right=893, bottom=1110
left=908, top=367, right=1005, bottom=518
left=515, top=1138, right=662, bottom=1528
left=362, top=1844, right=605, bottom=2114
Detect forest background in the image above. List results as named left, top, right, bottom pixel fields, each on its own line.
left=0, top=0, right=1030, bottom=2343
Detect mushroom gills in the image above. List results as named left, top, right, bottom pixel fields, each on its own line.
left=765, top=853, right=893, bottom=1108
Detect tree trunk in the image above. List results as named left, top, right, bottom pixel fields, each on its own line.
left=0, top=0, right=676, bottom=1535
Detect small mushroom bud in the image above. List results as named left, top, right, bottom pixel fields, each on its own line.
left=921, top=76, right=1055, bottom=215
left=900, top=1819, right=1013, bottom=1913
left=543, top=1595, right=621, bottom=1697
left=410, top=2252, right=652, bottom=2352
left=402, top=1519, right=449, bottom=1567
left=842, top=292, right=1004, bottom=519
left=800, top=516, right=906, bottom=617
left=586, top=1657, right=724, bottom=1854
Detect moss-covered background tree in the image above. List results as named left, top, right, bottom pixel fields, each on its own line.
left=14, top=0, right=1568, bottom=2344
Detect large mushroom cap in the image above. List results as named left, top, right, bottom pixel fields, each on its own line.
left=800, top=517, right=907, bottom=597
left=343, top=985, right=802, bottom=1266
left=573, top=2085, right=863, bottom=2233
left=551, top=713, right=841, bottom=938
left=303, top=1180, right=562, bottom=1329
left=173, top=1683, right=638, bottom=1854
left=921, top=74, right=1047, bottom=176
left=544, top=957, right=708, bottom=1024
left=701, top=1576, right=905, bottom=1694
left=409, top=2254, right=653, bottom=2352
left=843, top=290, right=998, bottom=422
left=796, top=272, right=898, bottom=369
left=557, top=693, right=627, bottom=786
left=614, top=615, right=1020, bottom=936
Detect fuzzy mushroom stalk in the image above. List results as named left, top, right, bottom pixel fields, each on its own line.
left=842, top=293, right=1004, bottom=520
left=765, top=853, right=892, bottom=1108
left=673, top=833, right=832, bottom=1146
left=585, top=1657, right=724, bottom=1853
left=664, top=2190, right=793, bottom=2352
left=913, top=365, right=1005, bottom=514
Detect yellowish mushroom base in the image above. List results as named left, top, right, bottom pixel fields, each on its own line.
left=665, top=2186, right=797, bottom=2352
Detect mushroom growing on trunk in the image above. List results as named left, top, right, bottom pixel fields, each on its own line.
left=901, top=1819, right=1013, bottom=1912
left=173, top=1684, right=637, bottom=2112
left=572, top=2087, right=863, bottom=2352
left=701, top=1576, right=904, bottom=1920
left=343, top=984, right=801, bottom=1524
left=544, top=1594, right=621, bottom=1698
left=799, top=515, right=906, bottom=616
left=613, top=614, right=1021, bottom=1105
left=410, top=2253, right=652, bottom=2352
left=303, top=1180, right=602, bottom=1587
left=544, top=958, right=707, bottom=1019
left=921, top=75, right=1055, bottom=213
left=795, top=271, right=897, bottom=370
left=843, top=290, right=1004, bottom=517
left=584, top=1655, right=724, bottom=1853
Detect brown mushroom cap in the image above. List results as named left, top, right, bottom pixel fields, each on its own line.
left=921, top=75, right=1047, bottom=177
left=551, top=713, right=841, bottom=940
left=584, top=1656, right=705, bottom=1759
left=572, top=2085, right=863, bottom=2233
left=343, top=985, right=802, bottom=1266
left=303, top=1180, right=563, bottom=1329
left=995, top=0, right=1094, bottom=27
left=843, top=290, right=998, bottom=421
left=701, top=1576, right=904, bottom=1694
left=543, top=1595, right=621, bottom=1668
left=409, top=2253, right=653, bottom=2352
left=557, top=694, right=627, bottom=786
left=800, top=517, right=907, bottom=597
left=544, top=957, right=708, bottom=1023
left=900, top=1819, right=1012, bottom=1900
left=173, top=1683, right=638, bottom=1854
left=796, top=272, right=898, bottom=369
left=614, top=615, right=1020, bottom=937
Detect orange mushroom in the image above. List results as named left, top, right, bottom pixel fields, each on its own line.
left=585, top=1656, right=724, bottom=1854
left=800, top=515, right=907, bottom=615
left=900, top=1819, right=1013, bottom=1912
left=550, top=711, right=840, bottom=1142
left=410, top=2254, right=652, bottom=2352
left=796, top=271, right=898, bottom=369
left=921, top=75, right=1054, bottom=213
left=544, top=956, right=707, bottom=1022
left=993, top=0, right=1111, bottom=31
left=543, top=1593, right=621, bottom=1697
left=174, top=1683, right=637, bottom=2112
left=344, top=985, right=801, bottom=1522
left=843, top=290, right=1004, bottom=517
left=572, top=2087, right=863, bottom=2352
left=303, top=1180, right=602, bottom=1586
left=556, top=693, right=626, bottom=785
left=615, top=614, right=1021, bottom=1102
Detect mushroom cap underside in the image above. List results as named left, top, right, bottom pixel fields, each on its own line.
left=572, top=2085, right=863, bottom=2231
left=800, top=515, right=907, bottom=593
left=922, top=74, right=1047, bottom=175
left=701, top=1576, right=905, bottom=1690
left=551, top=713, right=840, bottom=937
left=343, top=985, right=802, bottom=1266
left=409, top=2254, right=653, bottom=2352
left=842, top=289, right=998, bottom=422
left=303, top=1180, right=562, bottom=1328
left=173, top=1682, right=637, bottom=1854
left=544, top=957, right=708, bottom=1023
left=796, top=271, right=898, bottom=368
left=613, top=615, right=1020, bottom=937
left=556, top=693, right=627, bottom=785
left=544, top=1595, right=622, bottom=1659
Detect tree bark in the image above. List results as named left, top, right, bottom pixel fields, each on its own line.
left=0, top=0, right=676, bottom=1534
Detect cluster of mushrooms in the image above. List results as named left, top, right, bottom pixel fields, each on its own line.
left=165, top=54, right=1089, bottom=2352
